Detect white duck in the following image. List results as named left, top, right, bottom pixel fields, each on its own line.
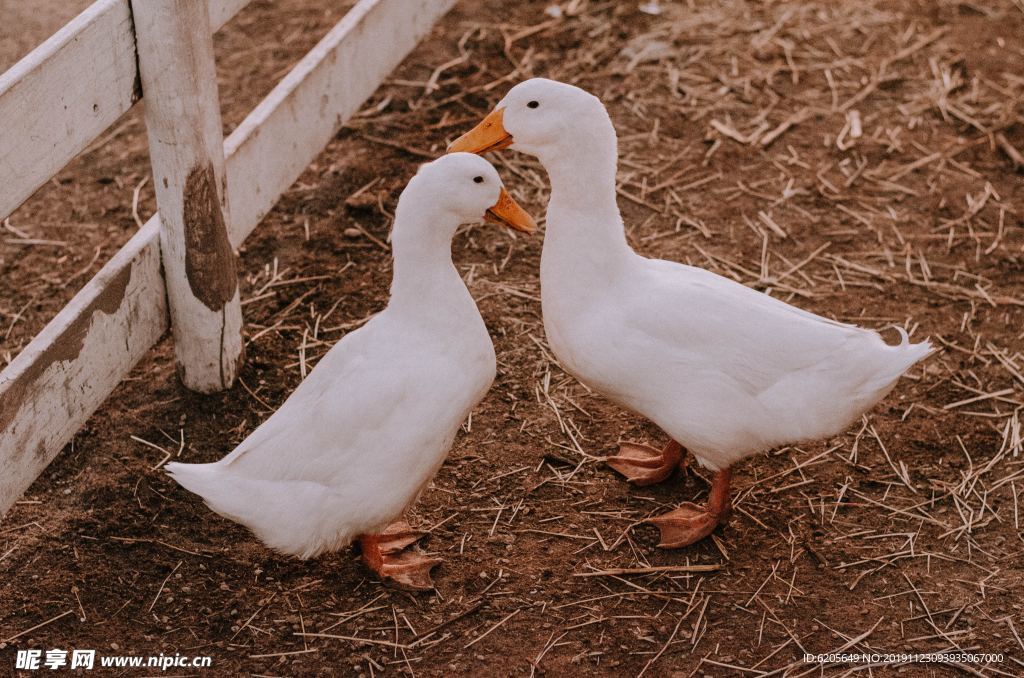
left=166, top=153, right=535, bottom=589
left=450, top=78, right=931, bottom=548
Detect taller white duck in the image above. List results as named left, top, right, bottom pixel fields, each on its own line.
left=451, top=78, right=931, bottom=548
left=166, top=154, right=534, bottom=589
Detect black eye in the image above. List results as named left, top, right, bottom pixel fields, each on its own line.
left=473, top=176, right=484, bottom=183
left=527, top=100, right=539, bottom=109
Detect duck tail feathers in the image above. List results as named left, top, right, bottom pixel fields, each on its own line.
left=890, top=326, right=935, bottom=367
left=165, top=461, right=220, bottom=500
left=864, top=327, right=933, bottom=397
left=165, top=462, right=351, bottom=558
left=165, top=461, right=245, bottom=525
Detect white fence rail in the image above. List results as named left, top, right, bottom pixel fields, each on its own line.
left=0, top=0, right=251, bottom=224
left=0, top=0, right=456, bottom=515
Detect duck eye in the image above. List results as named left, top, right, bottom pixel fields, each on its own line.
left=527, top=100, right=539, bottom=109
left=473, top=176, right=484, bottom=183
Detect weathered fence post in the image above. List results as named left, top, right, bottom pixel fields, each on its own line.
left=131, top=0, right=244, bottom=392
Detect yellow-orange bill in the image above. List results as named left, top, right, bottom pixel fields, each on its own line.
left=485, top=187, right=536, bottom=234
left=448, top=108, right=513, bottom=155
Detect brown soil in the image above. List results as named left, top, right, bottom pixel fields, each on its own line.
left=2, top=0, right=1024, bottom=676
left=0, top=0, right=93, bottom=73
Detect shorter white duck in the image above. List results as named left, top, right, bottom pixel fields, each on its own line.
left=167, top=153, right=535, bottom=589
left=451, top=78, right=932, bottom=548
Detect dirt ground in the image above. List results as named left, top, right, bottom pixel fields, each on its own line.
left=2, top=0, right=1024, bottom=676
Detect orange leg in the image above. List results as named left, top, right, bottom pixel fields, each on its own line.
left=607, top=439, right=687, bottom=486
left=646, top=467, right=732, bottom=548
left=357, top=521, right=441, bottom=591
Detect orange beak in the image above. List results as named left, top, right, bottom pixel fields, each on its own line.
left=485, top=187, right=536, bottom=234
left=448, top=108, right=513, bottom=155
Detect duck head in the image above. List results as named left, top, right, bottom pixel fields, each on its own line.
left=396, top=153, right=535, bottom=237
left=448, top=78, right=615, bottom=166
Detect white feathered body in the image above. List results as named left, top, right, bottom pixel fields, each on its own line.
left=487, top=76, right=932, bottom=473
left=167, top=288, right=495, bottom=559
left=541, top=225, right=931, bottom=472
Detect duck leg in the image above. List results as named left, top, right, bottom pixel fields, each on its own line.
left=646, top=467, right=732, bottom=548
left=357, top=521, right=441, bottom=591
left=607, top=440, right=686, bottom=486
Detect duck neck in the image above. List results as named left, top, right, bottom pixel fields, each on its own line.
left=539, top=131, right=631, bottom=264
left=387, top=209, right=464, bottom=316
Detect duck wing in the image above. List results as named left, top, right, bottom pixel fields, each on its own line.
left=630, top=260, right=873, bottom=394
left=215, top=318, right=427, bottom=483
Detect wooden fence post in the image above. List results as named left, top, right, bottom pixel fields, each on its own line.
left=131, top=0, right=244, bottom=392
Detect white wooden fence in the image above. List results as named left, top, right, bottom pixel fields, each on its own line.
left=0, top=0, right=456, bottom=515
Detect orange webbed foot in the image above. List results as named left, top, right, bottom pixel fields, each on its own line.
left=606, top=440, right=685, bottom=486
left=645, top=467, right=733, bottom=549
left=359, top=521, right=441, bottom=591
left=646, top=502, right=721, bottom=548
left=373, top=549, right=442, bottom=591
